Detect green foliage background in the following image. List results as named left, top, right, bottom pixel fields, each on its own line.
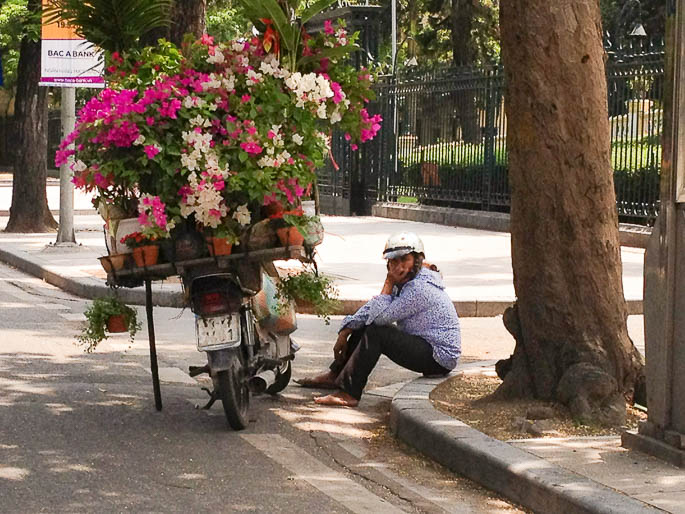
left=0, top=0, right=39, bottom=111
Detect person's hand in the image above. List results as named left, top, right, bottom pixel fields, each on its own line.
left=334, top=328, right=352, bottom=361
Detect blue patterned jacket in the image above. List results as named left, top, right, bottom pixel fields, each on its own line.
left=340, top=268, right=461, bottom=369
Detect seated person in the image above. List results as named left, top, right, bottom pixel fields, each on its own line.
left=296, top=232, right=461, bottom=407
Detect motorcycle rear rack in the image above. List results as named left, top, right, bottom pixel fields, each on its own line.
left=104, top=245, right=308, bottom=288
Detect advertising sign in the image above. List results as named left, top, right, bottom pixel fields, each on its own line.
left=39, top=0, right=104, bottom=87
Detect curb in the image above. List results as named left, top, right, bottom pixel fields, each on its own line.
left=373, top=203, right=652, bottom=249
left=0, top=209, right=98, bottom=216
left=0, top=245, right=185, bottom=308
left=390, top=375, right=663, bottom=514
left=0, top=244, right=644, bottom=316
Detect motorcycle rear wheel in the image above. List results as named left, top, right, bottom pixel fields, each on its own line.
left=217, top=350, right=250, bottom=430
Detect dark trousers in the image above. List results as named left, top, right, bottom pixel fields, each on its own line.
left=330, top=324, right=449, bottom=400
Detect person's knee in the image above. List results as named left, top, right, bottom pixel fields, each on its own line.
left=364, top=323, right=393, bottom=347
left=365, top=323, right=385, bottom=339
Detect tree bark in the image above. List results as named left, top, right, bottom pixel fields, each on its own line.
left=496, top=0, right=644, bottom=425
left=450, top=0, right=479, bottom=143
left=169, top=0, right=207, bottom=46
left=6, top=0, right=57, bottom=233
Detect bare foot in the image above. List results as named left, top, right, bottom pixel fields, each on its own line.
left=295, top=370, right=338, bottom=389
left=313, top=391, right=359, bottom=407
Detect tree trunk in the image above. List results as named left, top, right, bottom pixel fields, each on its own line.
left=450, top=0, right=480, bottom=143
left=169, top=0, right=206, bottom=46
left=6, top=0, right=57, bottom=233
left=450, top=0, right=474, bottom=67
left=495, top=0, right=644, bottom=426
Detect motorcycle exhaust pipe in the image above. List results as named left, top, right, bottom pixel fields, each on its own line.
left=248, top=370, right=277, bottom=394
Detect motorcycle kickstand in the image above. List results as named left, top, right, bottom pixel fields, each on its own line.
left=200, top=386, right=218, bottom=410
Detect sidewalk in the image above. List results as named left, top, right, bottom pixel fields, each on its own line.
left=392, top=365, right=683, bottom=513
left=0, top=206, right=646, bottom=315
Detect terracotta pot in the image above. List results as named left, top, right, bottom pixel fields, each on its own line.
left=106, top=314, right=128, bottom=333
left=99, top=254, right=128, bottom=273
left=276, top=226, right=305, bottom=247
left=132, top=245, right=159, bottom=267
left=207, top=237, right=233, bottom=257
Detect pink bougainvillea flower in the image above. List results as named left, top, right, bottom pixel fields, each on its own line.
left=324, top=20, right=335, bottom=35
left=93, top=172, right=110, bottom=188
left=331, top=82, right=344, bottom=104
left=240, top=141, right=263, bottom=155
left=351, top=144, right=358, bottom=151
left=138, top=211, right=150, bottom=227
left=55, top=149, right=75, bottom=167
left=144, top=145, right=161, bottom=159
left=241, top=94, right=251, bottom=103
left=214, top=180, right=225, bottom=191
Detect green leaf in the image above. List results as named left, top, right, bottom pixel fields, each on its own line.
left=236, top=0, right=295, bottom=53
left=239, top=151, right=249, bottom=163
left=43, top=0, right=173, bottom=53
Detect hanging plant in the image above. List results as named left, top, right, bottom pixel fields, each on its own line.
left=276, top=267, right=340, bottom=324
left=78, top=296, right=141, bottom=352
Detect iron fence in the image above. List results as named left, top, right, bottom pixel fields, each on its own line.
left=319, top=40, right=665, bottom=224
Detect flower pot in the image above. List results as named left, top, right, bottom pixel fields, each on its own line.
left=106, top=314, right=128, bottom=333
left=207, top=237, right=233, bottom=256
left=99, top=254, right=128, bottom=273
left=132, top=245, right=159, bottom=267
left=276, top=226, right=305, bottom=247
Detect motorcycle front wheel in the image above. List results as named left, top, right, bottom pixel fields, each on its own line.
left=216, top=349, right=250, bottom=430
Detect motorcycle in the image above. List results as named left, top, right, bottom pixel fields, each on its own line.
left=184, top=263, right=297, bottom=430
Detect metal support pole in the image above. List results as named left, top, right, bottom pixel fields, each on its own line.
left=391, top=0, right=397, bottom=72
left=56, top=87, right=76, bottom=244
left=145, top=279, right=163, bottom=411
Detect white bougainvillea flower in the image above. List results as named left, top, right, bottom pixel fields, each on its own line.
left=233, top=204, right=251, bottom=226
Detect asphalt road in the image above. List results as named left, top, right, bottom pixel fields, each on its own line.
left=0, top=261, right=523, bottom=513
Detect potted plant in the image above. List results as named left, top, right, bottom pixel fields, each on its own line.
left=78, top=296, right=141, bottom=352
left=276, top=268, right=341, bottom=324
left=205, top=224, right=240, bottom=257
left=264, top=179, right=318, bottom=247
left=98, top=254, right=129, bottom=273
left=277, top=213, right=323, bottom=247
left=59, top=26, right=381, bottom=243
left=121, top=231, right=160, bottom=267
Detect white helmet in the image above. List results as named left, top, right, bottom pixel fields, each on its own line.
left=383, top=232, right=424, bottom=260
